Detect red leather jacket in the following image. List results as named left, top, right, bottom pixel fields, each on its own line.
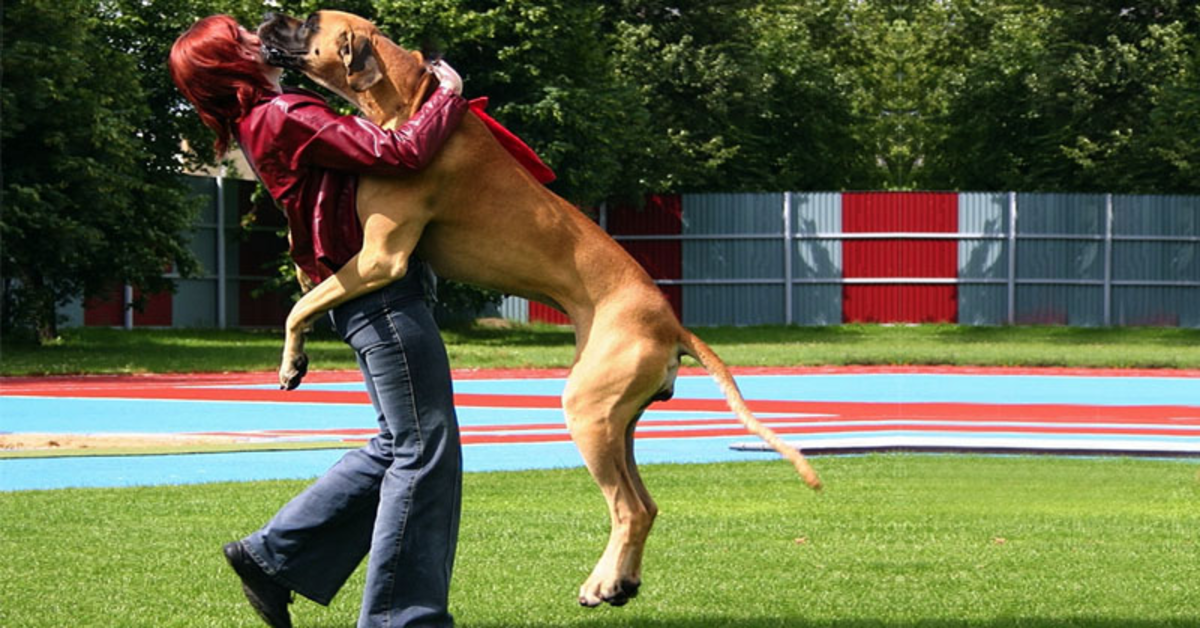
left=236, top=86, right=467, bottom=283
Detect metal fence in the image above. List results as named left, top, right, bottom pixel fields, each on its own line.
left=60, top=174, right=292, bottom=329
left=504, top=191, right=1199, bottom=328
left=64, top=183, right=1198, bottom=329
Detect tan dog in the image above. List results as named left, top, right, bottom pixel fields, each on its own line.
left=258, top=10, right=821, bottom=608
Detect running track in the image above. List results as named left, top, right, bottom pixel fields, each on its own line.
left=2, top=366, right=1199, bottom=491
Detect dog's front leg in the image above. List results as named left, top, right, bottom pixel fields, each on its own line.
left=280, top=311, right=313, bottom=390
left=279, top=208, right=430, bottom=390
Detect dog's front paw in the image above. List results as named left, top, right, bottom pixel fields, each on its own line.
left=279, top=352, right=309, bottom=390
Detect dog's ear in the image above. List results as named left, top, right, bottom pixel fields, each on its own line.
left=340, top=30, right=382, bottom=92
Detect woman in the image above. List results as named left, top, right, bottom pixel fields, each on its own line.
left=170, top=15, right=466, bottom=628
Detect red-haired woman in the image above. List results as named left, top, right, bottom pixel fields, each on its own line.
left=170, top=15, right=465, bottom=628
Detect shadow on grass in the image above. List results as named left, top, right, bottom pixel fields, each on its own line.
left=448, top=618, right=1200, bottom=628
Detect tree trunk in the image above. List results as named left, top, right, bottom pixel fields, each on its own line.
left=27, top=274, right=60, bottom=344
left=36, top=316, right=59, bottom=344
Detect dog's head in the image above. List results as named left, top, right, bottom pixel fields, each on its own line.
left=258, top=10, right=429, bottom=105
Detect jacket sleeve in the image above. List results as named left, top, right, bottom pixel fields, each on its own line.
left=283, top=87, right=467, bottom=175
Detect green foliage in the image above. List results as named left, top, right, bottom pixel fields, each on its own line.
left=4, top=1, right=1198, bottom=341
left=368, top=0, right=647, bottom=205
left=0, top=0, right=201, bottom=341
left=926, top=1, right=1200, bottom=192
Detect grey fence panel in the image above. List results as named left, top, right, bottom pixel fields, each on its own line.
left=681, top=193, right=787, bottom=326
left=1015, top=285, right=1104, bottom=326
left=791, top=192, right=842, bottom=234
left=1016, top=240, right=1104, bottom=281
left=682, top=193, right=783, bottom=234
left=957, top=193, right=1009, bottom=279
left=1010, top=193, right=1107, bottom=325
left=1113, top=241, right=1200, bottom=282
left=683, top=240, right=783, bottom=279
left=497, top=296, right=529, bottom=323
left=1111, top=194, right=1200, bottom=283
left=176, top=175, right=223, bottom=327
left=1017, top=193, right=1106, bottom=235
left=173, top=279, right=220, bottom=327
left=1107, top=195, right=1200, bottom=326
left=189, top=229, right=219, bottom=274
left=956, top=194, right=1010, bottom=326
left=1113, top=286, right=1200, bottom=327
left=955, top=238, right=1012, bottom=279
left=791, top=285, right=842, bottom=326
left=792, top=239, right=843, bottom=280
left=792, top=192, right=843, bottom=281
left=684, top=285, right=786, bottom=327
left=958, top=285, right=1007, bottom=325
left=958, top=192, right=1008, bottom=235
left=1113, top=194, right=1199, bottom=236
left=790, top=192, right=842, bottom=325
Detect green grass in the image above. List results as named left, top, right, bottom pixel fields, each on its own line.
left=1, top=456, right=1198, bottom=627
left=2, top=324, right=1199, bottom=375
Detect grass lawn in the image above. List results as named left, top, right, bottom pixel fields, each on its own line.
left=0, top=455, right=1197, bottom=627
left=2, top=324, right=1199, bottom=375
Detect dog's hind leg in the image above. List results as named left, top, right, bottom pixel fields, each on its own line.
left=563, top=336, right=670, bottom=608
left=620, top=408, right=655, bottom=599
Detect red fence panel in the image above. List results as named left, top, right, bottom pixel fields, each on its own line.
left=531, top=195, right=684, bottom=325
left=842, top=192, right=958, bottom=324
left=528, top=301, right=569, bottom=325
left=606, top=195, right=683, bottom=319
left=84, top=287, right=172, bottom=326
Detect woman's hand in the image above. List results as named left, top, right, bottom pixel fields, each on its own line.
left=431, top=59, right=462, bottom=95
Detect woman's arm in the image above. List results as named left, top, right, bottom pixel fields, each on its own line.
left=282, top=86, right=467, bottom=175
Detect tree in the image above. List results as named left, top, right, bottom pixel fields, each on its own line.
left=741, top=1, right=870, bottom=190
left=370, top=0, right=649, bottom=206
left=606, top=0, right=862, bottom=192
left=1, top=0, right=199, bottom=341
left=925, top=0, right=1200, bottom=192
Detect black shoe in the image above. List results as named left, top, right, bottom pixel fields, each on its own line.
left=223, top=541, right=294, bottom=628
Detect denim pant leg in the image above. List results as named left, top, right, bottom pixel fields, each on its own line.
left=241, top=360, right=399, bottom=605
left=242, top=269, right=461, bottom=624
left=339, top=280, right=463, bottom=628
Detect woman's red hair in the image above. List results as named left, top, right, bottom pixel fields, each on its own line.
left=169, top=15, right=274, bottom=157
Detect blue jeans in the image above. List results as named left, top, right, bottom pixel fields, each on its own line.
left=242, top=265, right=462, bottom=628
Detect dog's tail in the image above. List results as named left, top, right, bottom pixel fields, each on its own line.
left=679, top=330, right=822, bottom=491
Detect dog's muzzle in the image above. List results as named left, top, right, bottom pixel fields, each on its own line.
left=257, top=12, right=310, bottom=69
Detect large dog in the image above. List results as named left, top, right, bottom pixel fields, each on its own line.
left=258, top=10, right=821, bottom=608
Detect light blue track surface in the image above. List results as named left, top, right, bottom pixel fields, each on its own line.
left=3, top=373, right=1198, bottom=491
left=292, top=373, right=1200, bottom=406
left=0, top=438, right=768, bottom=491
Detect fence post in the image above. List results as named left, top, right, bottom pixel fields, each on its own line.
left=1103, top=192, right=1114, bottom=327
left=1007, top=192, right=1017, bottom=325
left=216, top=168, right=228, bottom=329
left=783, top=192, right=793, bottom=325
left=123, top=284, right=134, bottom=329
